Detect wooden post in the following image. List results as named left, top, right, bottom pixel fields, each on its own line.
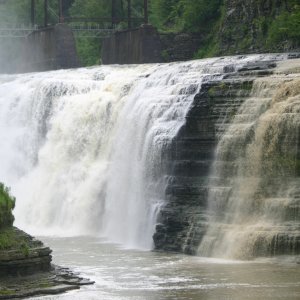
left=30, top=0, right=35, bottom=26
left=144, top=0, right=148, bottom=24
left=112, top=0, right=117, bottom=28
left=128, top=0, right=131, bottom=28
left=44, top=0, right=48, bottom=27
left=59, top=0, right=64, bottom=23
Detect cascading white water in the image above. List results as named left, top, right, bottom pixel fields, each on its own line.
left=198, top=73, right=300, bottom=258
left=0, top=55, right=289, bottom=249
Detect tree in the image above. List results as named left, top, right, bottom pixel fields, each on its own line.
left=0, top=183, right=15, bottom=229
left=150, top=0, right=223, bottom=32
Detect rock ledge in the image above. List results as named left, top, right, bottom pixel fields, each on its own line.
left=0, top=227, right=94, bottom=299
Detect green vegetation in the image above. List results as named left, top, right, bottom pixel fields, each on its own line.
left=0, top=0, right=60, bottom=26
left=0, top=227, right=19, bottom=250
left=0, top=0, right=299, bottom=66
left=216, top=1, right=300, bottom=55
left=0, top=289, right=14, bottom=296
left=0, top=182, right=17, bottom=251
left=69, top=0, right=110, bottom=65
left=150, top=0, right=223, bottom=33
left=268, top=5, right=300, bottom=47
left=0, top=183, right=15, bottom=229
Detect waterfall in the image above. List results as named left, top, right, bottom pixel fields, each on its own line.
left=198, top=75, right=300, bottom=259
left=0, top=54, right=291, bottom=250
left=0, top=60, right=210, bottom=248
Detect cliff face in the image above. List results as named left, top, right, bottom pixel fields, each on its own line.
left=154, top=67, right=256, bottom=254
left=154, top=54, right=300, bottom=257
left=217, top=0, right=299, bottom=55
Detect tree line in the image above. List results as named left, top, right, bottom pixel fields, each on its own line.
left=0, top=0, right=299, bottom=66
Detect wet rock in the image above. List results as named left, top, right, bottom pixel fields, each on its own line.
left=153, top=54, right=300, bottom=256
left=0, top=228, right=94, bottom=298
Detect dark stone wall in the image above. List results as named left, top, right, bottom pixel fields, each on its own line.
left=160, top=33, right=202, bottom=62
left=102, top=26, right=203, bottom=65
left=0, top=24, right=79, bottom=74
left=101, top=25, right=162, bottom=64
left=12, top=24, right=80, bottom=73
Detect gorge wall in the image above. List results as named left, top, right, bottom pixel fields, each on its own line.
left=154, top=54, right=300, bottom=258
left=217, top=0, right=300, bottom=55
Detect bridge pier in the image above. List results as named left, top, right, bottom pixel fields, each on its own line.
left=22, top=24, right=80, bottom=72
left=102, top=24, right=162, bottom=64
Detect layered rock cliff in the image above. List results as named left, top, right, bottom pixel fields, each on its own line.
left=154, top=54, right=300, bottom=257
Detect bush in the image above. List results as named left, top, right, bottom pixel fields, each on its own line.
left=267, top=5, right=300, bottom=47
left=0, top=183, right=15, bottom=229
left=150, top=0, right=223, bottom=33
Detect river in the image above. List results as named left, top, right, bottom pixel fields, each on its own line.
left=30, top=237, right=300, bottom=300
left=1, top=56, right=299, bottom=299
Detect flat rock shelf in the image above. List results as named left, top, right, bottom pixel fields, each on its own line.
left=0, top=228, right=94, bottom=299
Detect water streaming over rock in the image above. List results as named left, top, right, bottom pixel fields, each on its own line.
left=0, top=54, right=296, bottom=252
left=198, top=75, right=300, bottom=258
left=0, top=58, right=230, bottom=249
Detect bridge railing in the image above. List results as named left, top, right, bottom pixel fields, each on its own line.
left=63, top=17, right=145, bottom=38
left=64, top=17, right=145, bottom=28
left=0, top=16, right=146, bottom=39
left=0, top=24, right=38, bottom=38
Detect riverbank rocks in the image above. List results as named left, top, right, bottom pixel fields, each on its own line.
left=0, top=227, right=51, bottom=277
left=0, top=227, right=94, bottom=298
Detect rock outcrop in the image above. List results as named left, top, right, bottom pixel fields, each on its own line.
left=0, top=227, right=93, bottom=298
left=0, top=227, right=52, bottom=277
left=0, top=183, right=93, bottom=299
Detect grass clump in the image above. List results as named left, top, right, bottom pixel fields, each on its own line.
left=0, top=228, right=20, bottom=250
